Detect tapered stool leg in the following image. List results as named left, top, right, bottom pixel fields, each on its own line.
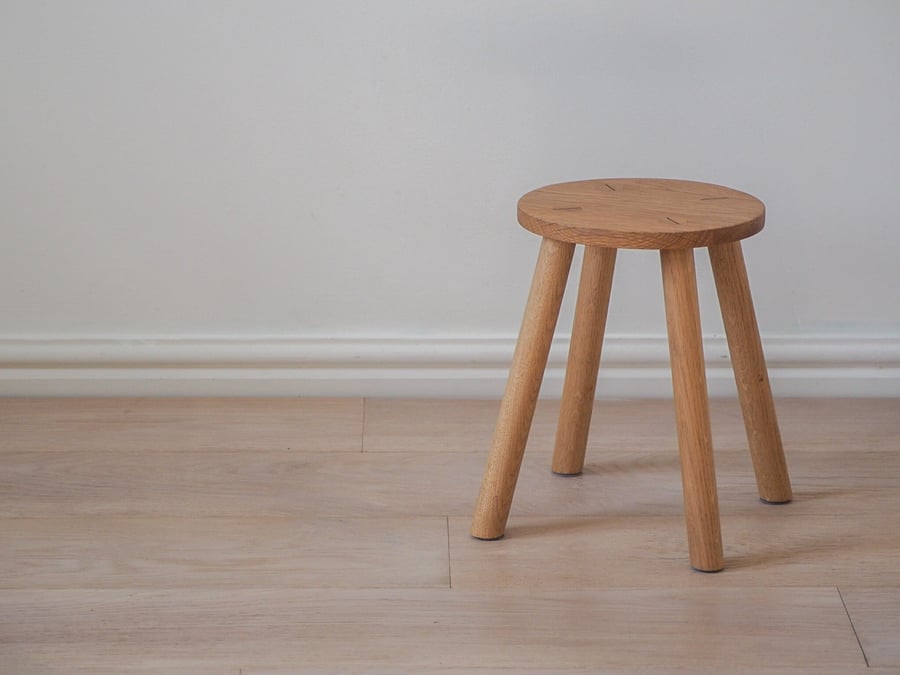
left=552, top=246, right=617, bottom=475
left=661, top=248, right=724, bottom=572
left=709, top=241, right=792, bottom=504
left=471, top=237, right=576, bottom=540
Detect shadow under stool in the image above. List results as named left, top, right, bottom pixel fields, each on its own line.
left=471, top=178, right=793, bottom=572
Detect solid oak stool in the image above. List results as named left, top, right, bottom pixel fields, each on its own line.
left=471, top=178, right=792, bottom=572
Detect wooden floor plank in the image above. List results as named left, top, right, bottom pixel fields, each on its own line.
left=245, top=669, right=876, bottom=675
left=0, top=588, right=865, bottom=671
left=449, top=513, right=900, bottom=588
left=0, top=397, right=365, bottom=452
left=364, top=398, right=687, bottom=453
left=1, top=516, right=449, bottom=590
left=2, top=446, right=897, bottom=519
left=58, top=669, right=239, bottom=675
left=364, top=398, right=504, bottom=452
left=840, top=587, right=900, bottom=667
left=363, top=398, right=900, bottom=454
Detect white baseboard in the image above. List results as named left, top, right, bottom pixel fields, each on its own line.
left=0, top=335, right=898, bottom=397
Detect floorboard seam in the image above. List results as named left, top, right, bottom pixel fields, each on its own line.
left=446, top=515, right=453, bottom=589
left=837, top=585, right=870, bottom=667
left=360, top=397, right=367, bottom=453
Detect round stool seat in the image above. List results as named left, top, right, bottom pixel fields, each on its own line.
left=517, top=178, right=765, bottom=249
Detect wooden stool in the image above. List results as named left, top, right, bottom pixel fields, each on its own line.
left=471, top=178, right=792, bottom=572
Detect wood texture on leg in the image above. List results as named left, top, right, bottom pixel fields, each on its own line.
left=660, top=248, right=724, bottom=572
left=471, top=238, right=575, bottom=540
left=552, top=246, right=617, bottom=475
left=709, top=241, right=792, bottom=503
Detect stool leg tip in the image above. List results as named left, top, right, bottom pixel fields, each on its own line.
left=760, top=496, right=792, bottom=505
left=691, top=564, right=725, bottom=574
left=471, top=532, right=505, bottom=542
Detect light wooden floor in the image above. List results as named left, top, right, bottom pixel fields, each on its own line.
left=1, top=397, right=899, bottom=673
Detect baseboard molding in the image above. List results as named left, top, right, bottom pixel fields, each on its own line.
left=0, top=335, right=898, bottom=397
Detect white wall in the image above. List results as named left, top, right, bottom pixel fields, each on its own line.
left=1, top=1, right=898, bottom=396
